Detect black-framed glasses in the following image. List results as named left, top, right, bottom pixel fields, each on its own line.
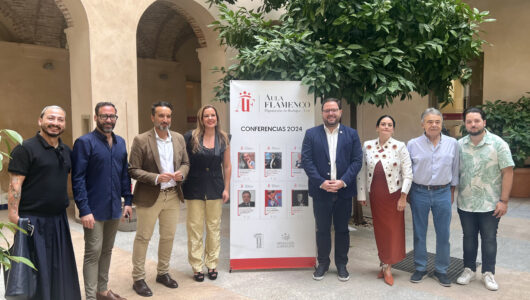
left=98, top=114, right=118, bottom=121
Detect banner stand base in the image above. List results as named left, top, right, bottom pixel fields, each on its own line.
left=230, top=257, right=316, bottom=272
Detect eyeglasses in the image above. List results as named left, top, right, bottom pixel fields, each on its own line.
left=323, top=108, right=339, bottom=113
left=98, top=114, right=118, bottom=121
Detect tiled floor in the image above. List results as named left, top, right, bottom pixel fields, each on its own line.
left=1, top=197, right=530, bottom=299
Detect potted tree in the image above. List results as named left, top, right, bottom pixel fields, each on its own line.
left=480, top=95, right=530, bottom=197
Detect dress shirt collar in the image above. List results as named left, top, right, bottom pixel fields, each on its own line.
left=421, top=132, right=444, bottom=145
left=461, top=129, right=492, bottom=147
left=324, top=123, right=340, bottom=135
left=93, top=128, right=117, bottom=145
left=36, top=131, right=64, bottom=150
left=155, top=129, right=172, bottom=142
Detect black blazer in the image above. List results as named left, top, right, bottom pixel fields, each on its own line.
left=182, top=131, right=226, bottom=200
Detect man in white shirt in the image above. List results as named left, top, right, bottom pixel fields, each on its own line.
left=301, top=98, right=363, bottom=282
left=128, top=102, right=190, bottom=297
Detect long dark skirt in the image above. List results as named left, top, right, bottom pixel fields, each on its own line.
left=369, top=161, right=406, bottom=265
left=20, top=212, right=81, bottom=300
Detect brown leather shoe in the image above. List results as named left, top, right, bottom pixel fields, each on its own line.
left=132, top=279, right=153, bottom=297
left=96, top=290, right=127, bottom=300
left=108, top=290, right=127, bottom=300
left=96, top=292, right=108, bottom=300
left=156, top=273, right=178, bottom=288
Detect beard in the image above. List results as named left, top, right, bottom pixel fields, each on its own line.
left=41, top=124, right=64, bottom=137
left=97, top=120, right=115, bottom=133
left=323, top=117, right=340, bottom=127
left=468, top=127, right=485, bottom=136
left=156, top=124, right=169, bottom=131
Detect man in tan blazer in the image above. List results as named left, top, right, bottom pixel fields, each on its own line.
left=128, top=101, right=190, bottom=297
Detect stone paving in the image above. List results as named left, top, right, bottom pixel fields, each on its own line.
left=1, top=197, right=530, bottom=299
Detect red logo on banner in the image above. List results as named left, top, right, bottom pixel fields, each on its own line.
left=236, top=91, right=255, bottom=112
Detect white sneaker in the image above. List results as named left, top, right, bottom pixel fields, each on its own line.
left=482, top=272, right=499, bottom=291
left=456, top=267, right=476, bottom=285
left=348, top=224, right=357, bottom=232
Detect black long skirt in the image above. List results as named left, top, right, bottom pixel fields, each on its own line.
left=20, top=212, right=81, bottom=300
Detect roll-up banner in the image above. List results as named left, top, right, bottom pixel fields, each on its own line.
left=229, top=80, right=316, bottom=270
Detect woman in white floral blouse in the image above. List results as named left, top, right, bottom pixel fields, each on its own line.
left=357, top=115, right=413, bottom=286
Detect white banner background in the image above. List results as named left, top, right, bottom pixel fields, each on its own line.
left=229, top=80, right=316, bottom=269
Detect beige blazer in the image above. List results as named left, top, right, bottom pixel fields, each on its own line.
left=356, top=137, right=412, bottom=201
left=128, top=128, right=190, bottom=207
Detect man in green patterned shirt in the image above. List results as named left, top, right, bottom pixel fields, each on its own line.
left=456, top=107, right=514, bottom=291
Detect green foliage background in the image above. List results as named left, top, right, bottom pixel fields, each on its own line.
left=480, top=95, right=530, bottom=168
left=209, top=0, right=493, bottom=107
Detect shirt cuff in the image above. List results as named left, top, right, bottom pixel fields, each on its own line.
left=124, top=196, right=133, bottom=206
left=78, top=205, right=92, bottom=217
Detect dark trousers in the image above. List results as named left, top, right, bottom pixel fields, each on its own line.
left=313, top=194, right=352, bottom=267
left=457, top=208, right=500, bottom=274
left=22, top=212, right=82, bottom=300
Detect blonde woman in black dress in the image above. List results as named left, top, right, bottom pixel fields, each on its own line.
left=183, top=105, right=231, bottom=282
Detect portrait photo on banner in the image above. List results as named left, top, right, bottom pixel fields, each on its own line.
left=291, top=152, right=302, bottom=169
left=238, top=152, right=255, bottom=169
left=265, top=190, right=282, bottom=207
left=238, top=189, right=256, bottom=208
left=264, top=152, right=282, bottom=169
left=291, top=190, right=309, bottom=207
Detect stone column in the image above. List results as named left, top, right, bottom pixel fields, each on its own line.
left=79, top=0, right=155, bottom=146
left=64, top=0, right=156, bottom=146
left=197, top=46, right=230, bottom=133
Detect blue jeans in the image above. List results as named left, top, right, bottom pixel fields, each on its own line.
left=410, top=184, right=452, bottom=274
left=457, top=208, right=500, bottom=274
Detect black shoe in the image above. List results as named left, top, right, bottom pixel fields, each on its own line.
left=410, top=270, right=428, bottom=283
left=156, top=273, right=179, bottom=288
left=312, top=264, right=329, bottom=281
left=207, top=269, right=218, bottom=280
left=133, top=279, right=153, bottom=297
left=337, top=265, right=350, bottom=281
left=193, top=272, right=205, bottom=282
left=434, top=271, right=452, bottom=287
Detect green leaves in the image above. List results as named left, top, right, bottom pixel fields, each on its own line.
left=480, top=95, right=530, bottom=168
left=3, top=129, right=23, bottom=145
left=0, top=129, right=23, bottom=172
left=0, top=222, right=37, bottom=271
left=210, top=0, right=491, bottom=107
left=383, top=55, right=392, bottom=66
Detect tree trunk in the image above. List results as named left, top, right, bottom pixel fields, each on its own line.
left=349, top=102, right=364, bottom=225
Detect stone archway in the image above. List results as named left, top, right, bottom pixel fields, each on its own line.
left=136, top=0, right=228, bottom=134
left=0, top=0, right=73, bottom=142
left=0, top=0, right=93, bottom=142
left=0, top=0, right=89, bottom=201
left=136, top=0, right=203, bottom=134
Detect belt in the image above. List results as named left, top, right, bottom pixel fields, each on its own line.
left=413, top=183, right=450, bottom=190
left=160, top=186, right=177, bottom=192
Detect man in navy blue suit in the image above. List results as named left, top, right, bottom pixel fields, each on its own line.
left=302, top=98, right=363, bottom=282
